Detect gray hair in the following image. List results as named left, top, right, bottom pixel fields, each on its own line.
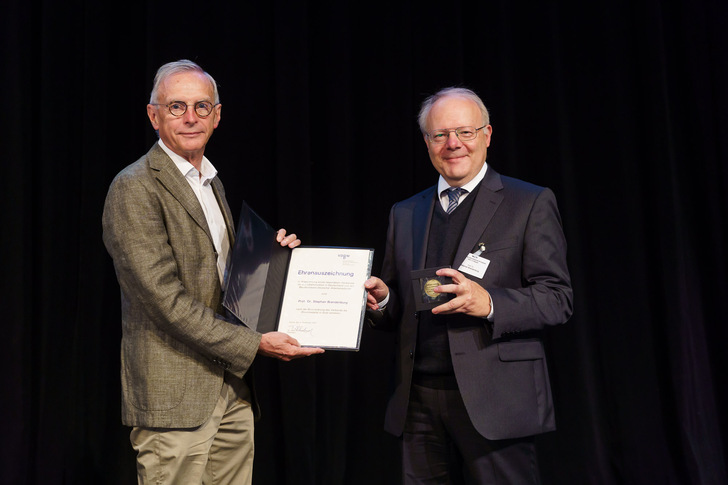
left=417, top=87, right=489, bottom=133
left=149, top=59, right=220, bottom=104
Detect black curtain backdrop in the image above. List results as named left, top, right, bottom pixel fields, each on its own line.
left=2, top=0, right=727, bottom=484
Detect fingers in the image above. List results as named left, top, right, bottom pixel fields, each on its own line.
left=366, top=283, right=384, bottom=309
left=259, top=331, right=324, bottom=361
left=430, top=268, right=465, bottom=301
left=430, top=269, right=491, bottom=317
left=277, top=345, right=325, bottom=361
left=276, top=228, right=301, bottom=248
left=294, top=346, right=326, bottom=357
left=283, top=333, right=301, bottom=347
left=435, top=267, right=465, bottom=283
left=364, top=276, right=389, bottom=304
left=431, top=300, right=457, bottom=315
left=363, top=276, right=379, bottom=289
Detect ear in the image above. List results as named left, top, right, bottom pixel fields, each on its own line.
left=212, top=103, right=222, bottom=129
left=483, top=125, right=493, bottom=147
left=147, top=104, right=160, bottom=131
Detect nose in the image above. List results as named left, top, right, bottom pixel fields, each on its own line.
left=182, top=107, right=199, bottom=123
left=445, top=131, right=462, bottom=148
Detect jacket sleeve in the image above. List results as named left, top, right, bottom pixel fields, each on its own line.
left=488, top=187, right=573, bottom=339
left=102, top=168, right=261, bottom=378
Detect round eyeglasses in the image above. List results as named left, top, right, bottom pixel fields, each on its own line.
left=426, top=125, right=487, bottom=144
left=151, top=100, right=218, bottom=118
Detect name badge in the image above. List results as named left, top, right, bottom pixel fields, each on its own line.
left=457, top=243, right=490, bottom=279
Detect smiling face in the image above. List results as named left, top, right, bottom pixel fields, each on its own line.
left=146, top=71, right=221, bottom=168
left=424, top=95, right=492, bottom=187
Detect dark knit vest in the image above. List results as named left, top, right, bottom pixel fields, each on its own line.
left=413, top=184, right=480, bottom=389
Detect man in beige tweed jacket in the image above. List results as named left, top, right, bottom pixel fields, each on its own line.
left=102, top=60, right=323, bottom=484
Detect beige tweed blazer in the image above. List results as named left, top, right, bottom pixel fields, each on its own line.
left=102, top=143, right=262, bottom=428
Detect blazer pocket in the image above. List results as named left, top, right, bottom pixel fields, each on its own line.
left=497, top=341, right=544, bottom=362
left=475, top=236, right=518, bottom=287
left=480, top=236, right=518, bottom=254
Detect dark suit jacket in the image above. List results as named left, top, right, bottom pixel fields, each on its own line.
left=102, top=143, right=262, bottom=428
left=369, top=166, right=573, bottom=441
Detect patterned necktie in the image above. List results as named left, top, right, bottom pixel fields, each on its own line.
left=446, top=187, right=465, bottom=214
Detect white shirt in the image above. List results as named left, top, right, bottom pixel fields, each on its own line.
left=436, top=161, right=489, bottom=211
left=158, top=140, right=231, bottom=286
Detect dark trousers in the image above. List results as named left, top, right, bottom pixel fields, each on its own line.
left=403, top=384, right=541, bottom=485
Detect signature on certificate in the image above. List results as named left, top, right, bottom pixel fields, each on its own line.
left=287, top=324, right=314, bottom=335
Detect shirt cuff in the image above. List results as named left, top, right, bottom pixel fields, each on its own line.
left=378, top=292, right=390, bottom=310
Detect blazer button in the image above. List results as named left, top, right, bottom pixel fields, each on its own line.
left=409, top=350, right=414, bottom=359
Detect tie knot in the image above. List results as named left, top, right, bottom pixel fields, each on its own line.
left=447, top=186, right=463, bottom=197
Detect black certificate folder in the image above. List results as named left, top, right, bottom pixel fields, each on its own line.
left=223, top=201, right=287, bottom=333
left=223, top=201, right=374, bottom=350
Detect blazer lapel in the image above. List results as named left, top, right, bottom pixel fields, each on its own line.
left=412, top=187, right=436, bottom=270
left=453, top=167, right=504, bottom=268
left=147, top=144, right=214, bottom=243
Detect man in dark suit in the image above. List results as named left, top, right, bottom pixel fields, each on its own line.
left=365, top=87, right=573, bottom=484
left=102, top=59, right=323, bottom=484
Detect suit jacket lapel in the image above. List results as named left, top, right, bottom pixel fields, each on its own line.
left=147, top=144, right=214, bottom=244
left=453, top=167, right=504, bottom=269
left=412, top=187, right=436, bottom=270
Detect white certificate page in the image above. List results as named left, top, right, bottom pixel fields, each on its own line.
left=277, top=247, right=373, bottom=350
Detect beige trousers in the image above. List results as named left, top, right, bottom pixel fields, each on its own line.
left=130, top=375, right=254, bottom=485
